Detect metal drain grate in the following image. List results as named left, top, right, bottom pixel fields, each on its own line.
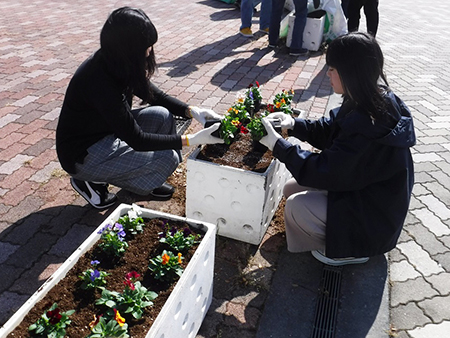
left=174, top=115, right=192, bottom=135
left=311, top=265, right=343, bottom=338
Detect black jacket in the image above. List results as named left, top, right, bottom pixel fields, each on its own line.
left=56, top=50, right=189, bottom=174
left=273, top=91, right=416, bottom=258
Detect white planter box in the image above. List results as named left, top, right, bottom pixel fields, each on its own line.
left=287, top=12, right=325, bottom=51
left=186, top=146, right=292, bottom=245
left=0, top=204, right=216, bottom=338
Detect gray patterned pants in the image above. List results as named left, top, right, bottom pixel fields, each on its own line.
left=73, top=106, right=180, bottom=195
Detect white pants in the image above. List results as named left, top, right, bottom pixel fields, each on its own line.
left=283, top=178, right=327, bottom=253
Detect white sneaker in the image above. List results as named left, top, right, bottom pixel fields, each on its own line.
left=311, top=250, right=369, bottom=266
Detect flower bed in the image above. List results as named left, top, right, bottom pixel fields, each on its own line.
left=1, top=204, right=216, bottom=338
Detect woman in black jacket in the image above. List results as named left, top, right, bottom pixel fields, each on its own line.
left=260, top=32, right=415, bottom=266
left=56, top=7, right=223, bottom=209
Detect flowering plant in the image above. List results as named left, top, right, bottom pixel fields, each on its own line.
left=79, top=260, right=109, bottom=290
left=148, top=250, right=184, bottom=282
left=267, top=89, right=295, bottom=115
left=28, top=303, right=75, bottom=338
left=95, top=271, right=158, bottom=320
left=98, top=222, right=128, bottom=257
left=158, top=221, right=201, bottom=252
left=244, top=81, right=263, bottom=116
left=215, top=83, right=294, bottom=145
left=87, top=309, right=129, bottom=338
left=117, top=204, right=145, bottom=235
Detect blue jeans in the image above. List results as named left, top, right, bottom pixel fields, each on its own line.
left=269, top=0, right=308, bottom=51
left=240, top=0, right=272, bottom=30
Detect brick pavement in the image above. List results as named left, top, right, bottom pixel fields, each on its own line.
left=0, top=0, right=449, bottom=337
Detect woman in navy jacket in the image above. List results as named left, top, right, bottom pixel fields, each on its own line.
left=260, top=32, right=415, bottom=265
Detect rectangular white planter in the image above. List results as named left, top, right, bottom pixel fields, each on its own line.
left=0, top=204, right=216, bottom=338
left=287, top=12, right=325, bottom=51
left=186, top=146, right=292, bottom=245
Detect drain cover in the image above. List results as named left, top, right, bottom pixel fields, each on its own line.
left=311, top=265, right=343, bottom=338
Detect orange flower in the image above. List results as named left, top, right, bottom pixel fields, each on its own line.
left=89, top=314, right=101, bottom=329
left=162, top=253, right=170, bottom=265
left=177, top=253, right=182, bottom=264
left=114, top=309, right=126, bottom=327
left=281, top=98, right=286, bottom=104
left=275, top=101, right=282, bottom=109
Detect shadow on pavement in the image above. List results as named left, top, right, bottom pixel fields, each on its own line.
left=256, top=249, right=388, bottom=338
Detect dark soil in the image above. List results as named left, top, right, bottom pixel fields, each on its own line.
left=197, top=133, right=273, bottom=172
left=7, top=219, right=204, bottom=338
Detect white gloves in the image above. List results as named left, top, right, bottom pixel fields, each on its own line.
left=187, top=123, right=225, bottom=146
left=259, top=117, right=282, bottom=151
left=266, top=112, right=295, bottom=130
left=189, top=106, right=223, bottom=126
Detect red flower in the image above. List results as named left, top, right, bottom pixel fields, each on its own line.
left=255, top=81, right=260, bottom=87
left=125, top=271, right=140, bottom=280
left=47, top=308, right=62, bottom=325
left=124, top=279, right=135, bottom=290
left=248, top=83, right=253, bottom=88
left=240, top=125, right=249, bottom=134
left=267, top=104, right=275, bottom=113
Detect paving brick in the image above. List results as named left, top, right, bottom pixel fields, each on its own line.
left=391, top=277, right=438, bottom=307
left=391, top=302, right=430, bottom=331
left=0, top=292, right=31, bottom=325
left=408, top=321, right=450, bottom=338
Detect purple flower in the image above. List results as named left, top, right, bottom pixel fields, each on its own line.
left=90, top=269, right=100, bottom=282
left=91, top=260, right=100, bottom=266
left=170, top=227, right=177, bottom=236
left=183, top=228, right=192, bottom=238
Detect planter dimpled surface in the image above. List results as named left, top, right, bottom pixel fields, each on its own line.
left=186, top=146, right=292, bottom=245
left=0, top=204, right=216, bottom=338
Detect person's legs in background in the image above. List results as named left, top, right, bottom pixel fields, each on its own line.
left=364, top=0, right=379, bottom=36
left=289, top=0, right=308, bottom=56
left=240, top=0, right=260, bottom=36
left=346, top=0, right=364, bottom=33
left=341, top=0, right=350, bottom=17
left=268, top=0, right=286, bottom=47
left=258, top=0, right=272, bottom=33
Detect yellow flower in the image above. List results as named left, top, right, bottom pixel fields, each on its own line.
left=162, top=253, right=170, bottom=265
left=275, top=101, right=282, bottom=109
left=231, top=120, right=240, bottom=127
left=114, top=309, right=126, bottom=327
left=177, top=253, right=182, bottom=264
left=237, top=97, right=244, bottom=103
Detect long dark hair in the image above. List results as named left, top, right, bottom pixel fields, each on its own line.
left=326, top=32, right=390, bottom=121
left=100, top=7, right=157, bottom=100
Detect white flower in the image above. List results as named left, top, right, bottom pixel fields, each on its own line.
left=128, top=203, right=142, bottom=219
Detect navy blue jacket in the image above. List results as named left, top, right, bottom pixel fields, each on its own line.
left=273, top=91, right=416, bottom=258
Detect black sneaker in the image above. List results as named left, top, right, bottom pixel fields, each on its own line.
left=149, top=182, right=175, bottom=199
left=70, top=178, right=117, bottom=209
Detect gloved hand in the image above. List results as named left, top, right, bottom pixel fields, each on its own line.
left=189, top=106, right=223, bottom=126
left=187, top=123, right=225, bottom=146
left=265, top=112, right=295, bottom=130
left=259, top=117, right=282, bottom=151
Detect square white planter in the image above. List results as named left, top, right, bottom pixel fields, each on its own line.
left=287, top=12, right=325, bottom=51
left=186, top=146, right=292, bottom=245
left=0, top=204, right=216, bottom=338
